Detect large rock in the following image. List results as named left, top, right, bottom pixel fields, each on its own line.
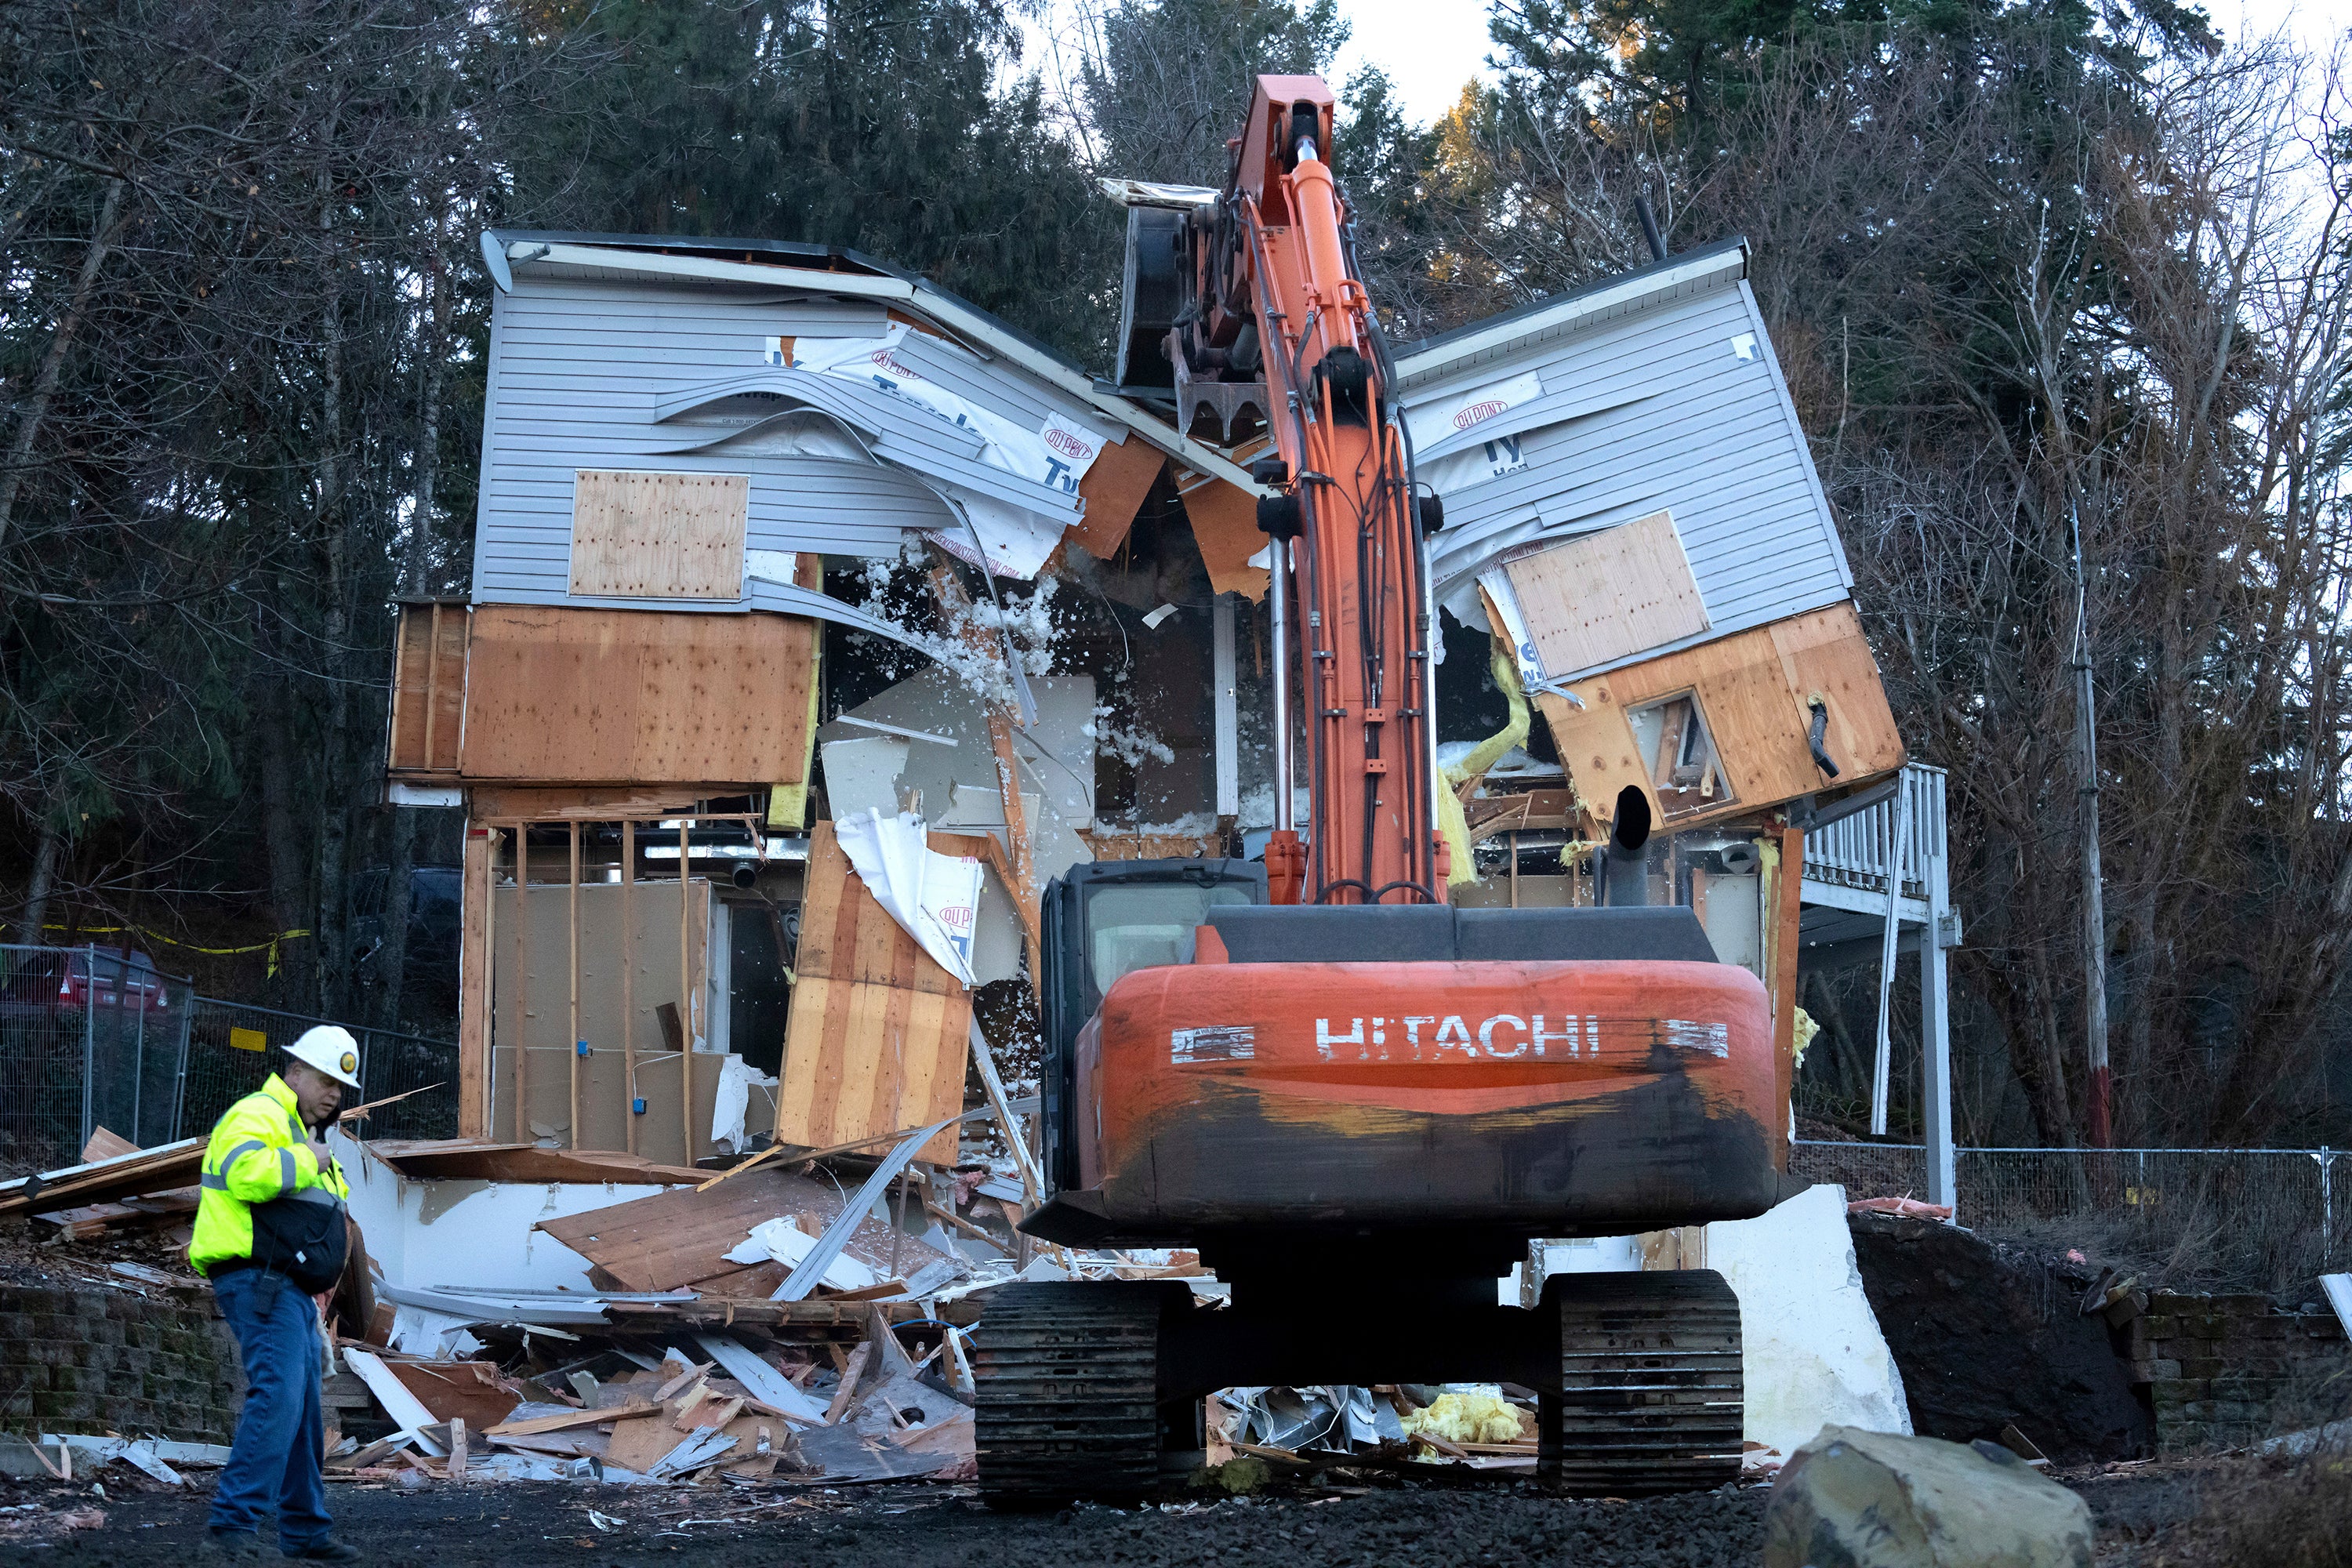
left=1763, top=1425, right=2093, bottom=1568
left=1848, top=1213, right=2153, bottom=1461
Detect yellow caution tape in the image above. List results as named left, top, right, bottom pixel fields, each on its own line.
left=3, top=921, right=314, bottom=975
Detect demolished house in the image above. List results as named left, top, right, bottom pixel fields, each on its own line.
left=1, top=219, right=1955, bottom=1494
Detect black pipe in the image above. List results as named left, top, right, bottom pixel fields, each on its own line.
left=1635, top=192, right=1668, bottom=263
left=1599, top=785, right=1653, bottom=906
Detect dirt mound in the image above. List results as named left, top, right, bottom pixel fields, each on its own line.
left=1850, top=1212, right=2154, bottom=1462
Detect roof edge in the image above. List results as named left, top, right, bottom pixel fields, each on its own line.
left=1394, top=237, right=1751, bottom=388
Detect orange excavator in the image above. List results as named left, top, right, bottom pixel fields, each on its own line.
left=970, top=76, right=1789, bottom=1504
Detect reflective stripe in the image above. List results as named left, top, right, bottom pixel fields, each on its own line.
left=215, top=1139, right=272, bottom=1189
left=201, top=1172, right=228, bottom=1191
left=278, top=1147, right=296, bottom=1192
left=287, top=1185, right=341, bottom=1207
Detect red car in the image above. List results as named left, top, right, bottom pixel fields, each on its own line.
left=1, top=946, right=173, bottom=1014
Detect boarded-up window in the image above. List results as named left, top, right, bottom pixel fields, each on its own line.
left=569, top=470, right=748, bottom=600
left=1503, top=510, right=1710, bottom=677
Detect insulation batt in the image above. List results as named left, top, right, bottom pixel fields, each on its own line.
left=1401, top=1392, right=1524, bottom=1446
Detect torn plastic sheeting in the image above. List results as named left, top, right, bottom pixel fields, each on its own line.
left=1473, top=572, right=1548, bottom=694
left=1403, top=369, right=1544, bottom=457
left=711, top=1054, right=779, bottom=1154
left=387, top=1304, right=484, bottom=1360
left=833, top=808, right=983, bottom=986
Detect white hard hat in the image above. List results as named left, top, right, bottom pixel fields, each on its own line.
left=286, top=1025, right=363, bottom=1090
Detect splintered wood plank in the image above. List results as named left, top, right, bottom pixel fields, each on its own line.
left=1069, top=433, right=1165, bottom=561
left=776, top=822, right=971, bottom=1165
left=569, top=470, right=748, bottom=600
left=536, top=1169, right=811, bottom=1292
left=458, top=605, right=817, bottom=785
left=1179, top=474, right=1271, bottom=599
left=1504, top=510, right=1711, bottom=678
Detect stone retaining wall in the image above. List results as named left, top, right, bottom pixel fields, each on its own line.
left=0, top=1283, right=245, bottom=1442
left=2128, top=1291, right=2347, bottom=1451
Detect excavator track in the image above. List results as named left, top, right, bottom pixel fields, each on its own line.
left=1540, top=1269, right=1745, bottom=1496
left=971, top=1281, right=1184, bottom=1508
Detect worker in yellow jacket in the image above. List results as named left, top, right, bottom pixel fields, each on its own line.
left=191, top=1027, right=361, bottom=1564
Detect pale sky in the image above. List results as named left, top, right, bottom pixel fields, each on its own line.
left=1019, top=1, right=2344, bottom=137
left=1332, top=0, right=2344, bottom=127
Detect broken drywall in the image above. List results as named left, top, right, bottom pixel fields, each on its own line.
left=818, top=666, right=1096, bottom=888
left=332, top=1126, right=688, bottom=1293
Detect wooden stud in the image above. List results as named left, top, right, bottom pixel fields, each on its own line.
left=481, top=829, right=499, bottom=1136
left=423, top=602, right=444, bottom=770
left=458, top=826, right=490, bottom=1139
left=568, top=820, right=582, bottom=1152
left=1771, top=826, right=1806, bottom=1171
left=680, top=818, right=693, bottom=1165
left=512, top=826, right=530, bottom=1145
left=622, top=818, right=637, bottom=1156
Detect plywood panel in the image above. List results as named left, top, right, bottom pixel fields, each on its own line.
left=1504, top=510, right=1711, bottom=678
left=459, top=605, right=818, bottom=785
left=1069, top=434, right=1164, bottom=561
left=778, top=822, right=972, bottom=1166
left=387, top=602, right=469, bottom=773
left=1180, top=474, right=1271, bottom=600
left=569, top=470, right=748, bottom=600
left=1534, top=600, right=1902, bottom=833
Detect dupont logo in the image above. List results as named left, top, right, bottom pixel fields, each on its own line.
left=867, top=350, right=918, bottom=379
left=1452, top=399, right=1508, bottom=431
left=1044, top=426, right=1094, bottom=459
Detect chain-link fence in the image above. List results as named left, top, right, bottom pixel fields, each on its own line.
left=0, top=942, right=195, bottom=1170
left=1793, top=1139, right=2350, bottom=1289
left=179, top=999, right=458, bottom=1144
left=0, top=943, right=457, bottom=1174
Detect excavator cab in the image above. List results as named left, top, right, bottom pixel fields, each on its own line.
left=1037, top=858, right=1267, bottom=1194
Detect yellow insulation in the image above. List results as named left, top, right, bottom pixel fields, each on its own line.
left=1436, top=642, right=1530, bottom=887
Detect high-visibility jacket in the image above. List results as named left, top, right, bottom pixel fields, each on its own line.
left=189, top=1073, right=350, bottom=1278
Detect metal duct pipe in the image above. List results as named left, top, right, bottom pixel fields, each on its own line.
left=1599, top=786, right=1653, bottom=906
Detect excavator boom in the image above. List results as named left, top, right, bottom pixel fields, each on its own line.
left=1177, top=77, right=1440, bottom=906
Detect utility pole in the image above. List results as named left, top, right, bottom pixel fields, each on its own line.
left=2071, top=503, right=2111, bottom=1146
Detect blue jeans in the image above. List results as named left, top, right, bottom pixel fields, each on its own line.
left=209, top=1268, right=331, bottom=1549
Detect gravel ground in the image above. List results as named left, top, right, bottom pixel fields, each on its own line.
left=6, top=1472, right=1771, bottom=1568
left=3, top=1460, right=2242, bottom=1567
